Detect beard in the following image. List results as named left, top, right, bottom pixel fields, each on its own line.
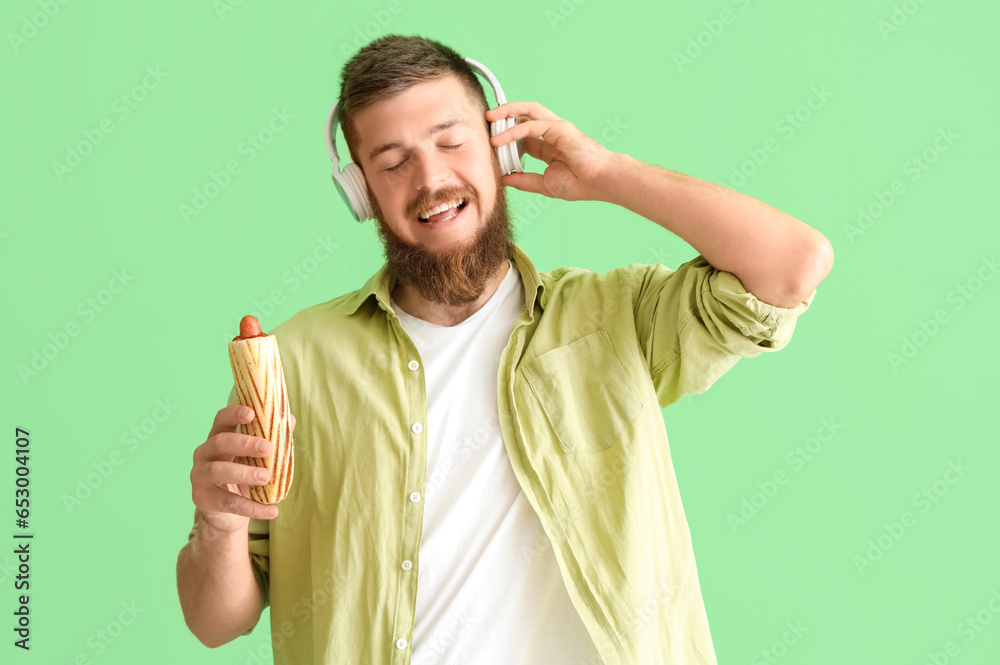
left=369, top=156, right=516, bottom=307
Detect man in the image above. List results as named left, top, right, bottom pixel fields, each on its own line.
left=177, top=35, right=833, bottom=664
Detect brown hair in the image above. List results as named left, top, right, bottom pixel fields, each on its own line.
left=336, top=35, right=489, bottom=169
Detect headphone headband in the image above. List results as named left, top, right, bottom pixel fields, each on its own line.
left=325, top=57, right=525, bottom=223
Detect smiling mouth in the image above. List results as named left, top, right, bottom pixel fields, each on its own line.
left=417, top=199, right=469, bottom=224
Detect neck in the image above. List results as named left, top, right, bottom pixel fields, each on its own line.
left=392, top=259, right=510, bottom=327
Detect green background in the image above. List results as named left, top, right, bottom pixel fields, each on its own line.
left=2, top=0, right=997, bottom=662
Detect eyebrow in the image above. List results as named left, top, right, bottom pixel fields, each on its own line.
left=367, top=118, right=470, bottom=162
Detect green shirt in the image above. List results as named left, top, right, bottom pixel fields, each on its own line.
left=188, top=243, right=816, bottom=664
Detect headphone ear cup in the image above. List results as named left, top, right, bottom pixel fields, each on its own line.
left=491, top=116, right=526, bottom=176
left=513, top=136, right=526, bottom=171
left=334, top=162, right=373, bottom=222
left=489, top=119, right=505, bottom=174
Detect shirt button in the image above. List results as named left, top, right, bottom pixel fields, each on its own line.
left=396, top=637, right=408, bottom=650
left=410, top=491, right=421, bottom=503
left=411, top=422, right=423, bottom=434
left=401, top=560, right=413, bottom=571
left=408, top=360, right=419, bottom=371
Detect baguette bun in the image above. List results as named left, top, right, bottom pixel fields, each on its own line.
left=228, top=332, right=294, bottom=504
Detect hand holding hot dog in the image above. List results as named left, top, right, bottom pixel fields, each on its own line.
left=190, top=405, right=297, bottom=535
left=189, top=315, right=297, bottom=536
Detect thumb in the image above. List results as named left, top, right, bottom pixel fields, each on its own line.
left=501, top=171, right=546, bottom=195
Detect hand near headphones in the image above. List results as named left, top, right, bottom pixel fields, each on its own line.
left=486, top=101, right=618, bottom=204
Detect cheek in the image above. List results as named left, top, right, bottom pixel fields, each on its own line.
left=371, top=186, right=401, bottom=217
left=478, top=165, right=500, bottom=205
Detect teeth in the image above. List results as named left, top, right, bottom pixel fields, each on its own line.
left=418, top=198, right=465, bottom=220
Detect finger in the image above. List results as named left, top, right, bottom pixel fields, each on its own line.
left=501, top=171, right=547, bottom=195
left=202, top=430, right=272, bottom=461
left=208, top=403, right=255, bottom=440
left=491, top=119, right=564, bottom=149
left=199, top=459, right=272, bottom=488
left=206, top=486, right=278, bottom=520
left=290, top=413, right=296, bottom=430
left=485, top=101, right=560, bottom=123
left=521, top=136, right=557, bottom=165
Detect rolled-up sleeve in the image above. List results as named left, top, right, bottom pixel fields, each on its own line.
left=623, top=254, right=817, bottom=409
left=246, top=519, right=270, bottom=613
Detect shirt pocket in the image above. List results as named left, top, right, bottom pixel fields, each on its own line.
left=522, top=328, right=643, bottom=453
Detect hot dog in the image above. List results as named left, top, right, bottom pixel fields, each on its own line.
left=228, top=315, right=294, bottom=504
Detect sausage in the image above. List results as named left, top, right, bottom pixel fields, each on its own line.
left=233, top=315, right=269, bottom=342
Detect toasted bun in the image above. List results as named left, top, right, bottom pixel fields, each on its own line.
left=228, top=335, right=294, bottom=504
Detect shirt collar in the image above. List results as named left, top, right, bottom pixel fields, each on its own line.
left=346, top=243, right=545, bottom=317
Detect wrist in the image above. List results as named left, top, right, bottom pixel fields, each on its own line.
left=594, top=152, right=635, bottom=207
left=193, top=509, right=248, bottom=545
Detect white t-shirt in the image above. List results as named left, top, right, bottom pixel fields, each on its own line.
left=391, top=259, right=603, bottom=665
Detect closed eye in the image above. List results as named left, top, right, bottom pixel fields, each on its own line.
left=384, top=144, right=464, bottom=173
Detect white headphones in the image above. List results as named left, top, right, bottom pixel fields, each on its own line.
left=323, top=57, right=526, bottom=223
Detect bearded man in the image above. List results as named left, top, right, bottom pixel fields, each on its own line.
left=179, top=34, right=833, bottom=665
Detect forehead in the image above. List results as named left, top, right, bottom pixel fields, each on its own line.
left=355, top=75, right=482, bottom=161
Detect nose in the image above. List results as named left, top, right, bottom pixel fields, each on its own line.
left=411, top=150, right=451, bottom=195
